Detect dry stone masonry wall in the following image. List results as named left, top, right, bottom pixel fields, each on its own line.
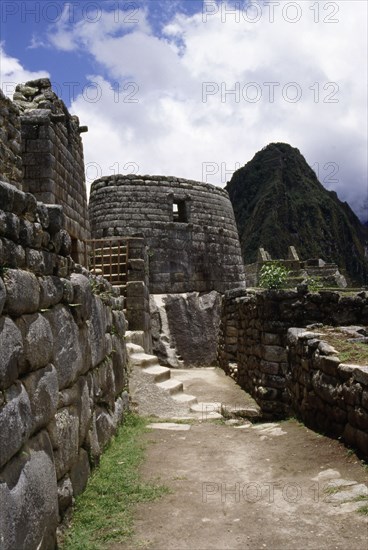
left=0, top=90, right=23, bottom=188
left=0, top=179, right=129, bottom=550
left=89, top=175, right=246, bottom=294
left=287, top=328, right=368, bottom=457
left=218, top=288, right=368, bottom=456
left=12, top=79, right=90, bottom=264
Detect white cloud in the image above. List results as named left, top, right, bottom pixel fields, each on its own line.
left=6, top=1, right=368, bottom=217
left=0, top=45, right=50, bottom=97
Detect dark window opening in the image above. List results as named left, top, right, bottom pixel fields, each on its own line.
left=172, top=200, right=188, bottom=223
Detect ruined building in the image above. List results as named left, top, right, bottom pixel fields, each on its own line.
left=89, top=174, right=245, bottom=294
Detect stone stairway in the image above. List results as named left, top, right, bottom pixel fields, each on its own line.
left=127, top=342, right=199, bottom=409
left=126, top=340, right=234, bottom=420
left=125, top=332, right=260, bottom=420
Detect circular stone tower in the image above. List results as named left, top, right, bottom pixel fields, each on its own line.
left=89, top=175, right=246, bottom=294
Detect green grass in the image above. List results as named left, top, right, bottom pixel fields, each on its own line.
left=318, top=327, right=368, bottom=366
left=60, top=414, right=170, bottom=550
left=357, top=503, right=368, bottom=515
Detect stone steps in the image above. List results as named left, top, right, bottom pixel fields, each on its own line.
left=126, top=340, right=198, bottom=409
left=143, top=365, right=171, bottom=383
left=156, top=378, right=184, bottom=395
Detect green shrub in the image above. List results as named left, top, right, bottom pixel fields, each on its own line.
left=305, top=276, right=323, bottom=292
left=259, top=262, right=290, bottom=290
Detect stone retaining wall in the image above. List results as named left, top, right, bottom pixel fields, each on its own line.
left=218, top=288, right=368, bottom=455
left=287, top=328, right=368, bottom=457
left=0, top=179, right=129, bottom=549
left=89, top=175, right=246, bottom=294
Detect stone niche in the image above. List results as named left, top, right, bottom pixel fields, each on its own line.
left=89, top=175, right=246, bottom=295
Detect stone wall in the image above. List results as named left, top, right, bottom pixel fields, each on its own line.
left=12, top=79, right=90, bottom=264
left=125, top=237, right=152, bottom=352
left=0, top=90, right=23, bottom=188
left=89, top=175, right=246, bottom=294
left=0, top=179, right=128, bottom=549
left=218, top=288, right=368, bottom=421
left=287, top=328, right=368, bottom=457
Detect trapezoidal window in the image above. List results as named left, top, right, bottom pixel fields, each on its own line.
left=172, top=199, right=188, bottom=223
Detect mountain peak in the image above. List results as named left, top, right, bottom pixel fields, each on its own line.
left=226, top=143, right=367, bottom=285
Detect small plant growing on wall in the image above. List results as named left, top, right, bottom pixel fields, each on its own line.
left=305, top=276, right=324, bottom=292
left=259, top=262, right=290, bottom=290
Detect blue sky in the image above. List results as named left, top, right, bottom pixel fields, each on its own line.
left=0, top=1, right=367, bottom=219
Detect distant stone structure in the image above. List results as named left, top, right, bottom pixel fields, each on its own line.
left=245, top=245, right=347, bottom=288
left=10, top=79, right=90, bottom=264
left=89, top=174, right=246, bottom=294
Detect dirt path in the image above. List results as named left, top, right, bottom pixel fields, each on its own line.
left=114, top=369, right=368, bottom=550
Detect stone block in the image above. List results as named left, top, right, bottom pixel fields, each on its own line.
left=262, top=345, right=287, bottom=363
left=95, top=406, right=116, bottom=450
left=85, top=412, right=101, bottom=466
left=0, top=316, right=23, bottom=389
left=0, top=276, right=5, bottom=315
left=92, top=357, right=115, bottom=409
left=112, top=311, right=127, bottom=336
left=39, top=275, right=64, bottom=309
left=70, top=273, right=93, bottom=325
left=88, top=296, right=108, bottom=367
left=320, top=356, right=340, bottom=376
left=260, top=360, right=280, bottom=375
left=18, top=218, right=34, bottom=247
left=342, top=382, right=362, bottom=406
left=58, top=476, right=73, bottom=516
left=112, top=334, right=127, bottom=395
left=25, top=248, right=45, bottom=274
left=0, top=382, right=32, bottom=469
left=46, top=205, right=64, bottom=233
left=1, top=239, right=26, bottom=268
left=22, top=364, right=59, bottom=434
left=52, top=406, right=80, bottom=480
left=347, top=406, right=368, bottom=431
left=0, top=430, right=58, bottom=550
left=69, top=448, right=90, bottom=497
left=45, top=305, right=83, bottom=390
left=3, top=269, right=40, bottom=316
left=16, top=313, right=53, bottom=373
left=352, top=366, right=368, bottom=386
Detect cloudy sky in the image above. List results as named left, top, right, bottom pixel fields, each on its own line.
left=0, top=1, right=367, bottom=218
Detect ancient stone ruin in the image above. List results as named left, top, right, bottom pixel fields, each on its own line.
left=245, top=245, right=347, bottom=288
left=89, top=174, right=245, bottom=294
left=0, top=79, right=367, bottom=549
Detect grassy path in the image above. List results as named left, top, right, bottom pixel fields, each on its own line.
left=60, top=414, right=169, bottom=550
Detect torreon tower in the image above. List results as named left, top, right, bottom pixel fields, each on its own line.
left=89, top=174, right=246, bottom=294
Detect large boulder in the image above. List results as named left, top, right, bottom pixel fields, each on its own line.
left=0, top=430, right=58, bottom=550
left=153, top=291, right=222, bottom=367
